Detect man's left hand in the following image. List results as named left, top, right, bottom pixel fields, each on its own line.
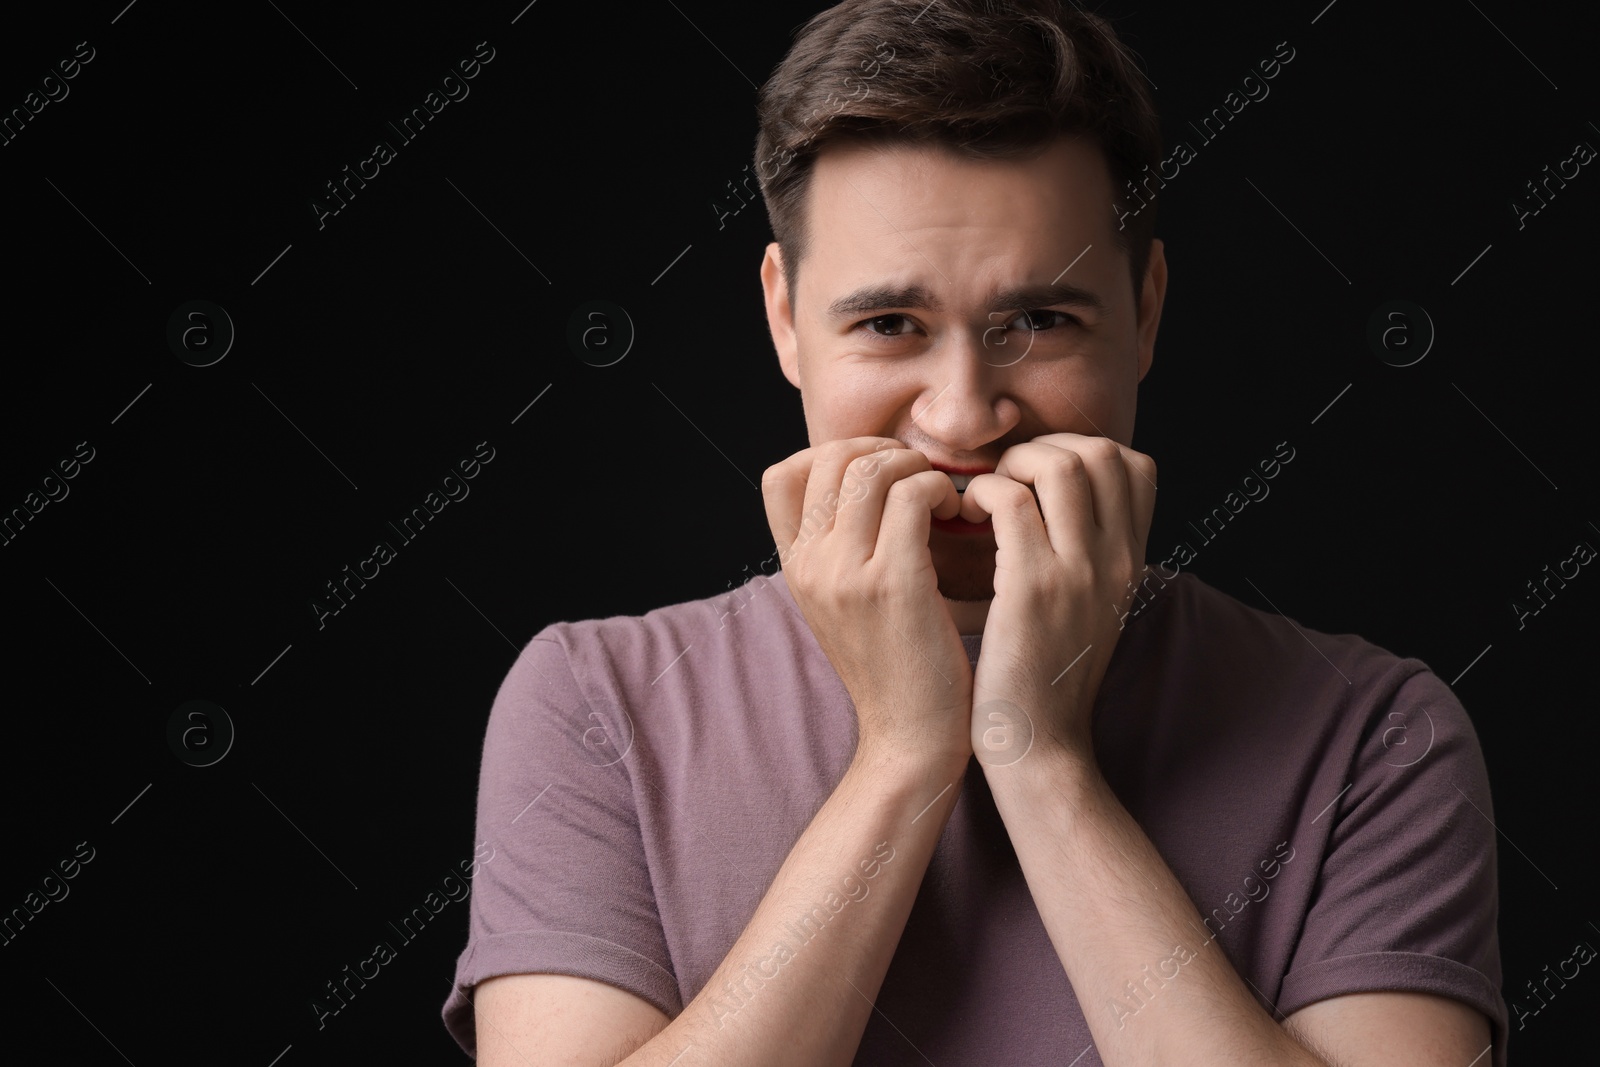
left=959, top=433, right=1158, bottom=765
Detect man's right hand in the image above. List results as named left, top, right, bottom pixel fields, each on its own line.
left=762, top=437, right=974, bottom=767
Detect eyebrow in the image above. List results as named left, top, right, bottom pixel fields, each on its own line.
left=826, top=281, right=1109, bottom=320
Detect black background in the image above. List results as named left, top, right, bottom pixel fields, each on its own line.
left=2, top=0, right=1595, bottom=1063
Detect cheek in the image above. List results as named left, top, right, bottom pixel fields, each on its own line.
left=808, top=361, right=918, bottom=436
left=1022, top=363, right=1127, bottom=436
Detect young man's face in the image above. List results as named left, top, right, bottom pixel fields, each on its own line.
left=760, top=135, right=1167, bottom=632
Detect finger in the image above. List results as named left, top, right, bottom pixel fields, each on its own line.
left=807, top=438, right=906, bottom=549
left=986, top=441, right=1096, bottom=558
left=1028, top=433, right=1158, bottom=531
left=835, top=447, right=960, bottom=551
left=1118, top=446, right=1158, bottom=557
left=769, top=438, right=903, bottom=563
left=1120, top=441, right=1158, bottom=559
left=761, top=447, right=816, bottom=562
left=960, top=473, right=1053, bottom=562
left=876, top=469, right=962, bottom=564
left=1026, top=434, right=1133, bottom=536
left=1074, top=435, right=1132, bottom=534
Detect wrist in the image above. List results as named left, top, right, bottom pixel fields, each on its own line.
left=847, top=738, right=970, bottom=788
left=981, top=734, right=1102, bottom=799
left=836, top=745, right=970, bottom=838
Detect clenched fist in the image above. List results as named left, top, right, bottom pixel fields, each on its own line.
left=763, top=437, right=973, bottom=767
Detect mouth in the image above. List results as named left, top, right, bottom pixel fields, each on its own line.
left=931, top=512, right=993, bottom=535
left=930, top=465, right=993, bottom=495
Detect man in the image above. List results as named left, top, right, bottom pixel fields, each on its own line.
left=443, top=2, right=1507, bottom=1064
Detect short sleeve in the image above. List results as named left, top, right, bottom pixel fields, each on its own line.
left=1278, top=665, right=1509, bottom=1067
left=440, top=633, right=679, bottom=1058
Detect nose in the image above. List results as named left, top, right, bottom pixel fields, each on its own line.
left=909, top=329, right=1020, bottom=455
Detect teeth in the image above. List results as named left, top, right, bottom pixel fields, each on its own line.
left=948, top=473, right=973, bottom=492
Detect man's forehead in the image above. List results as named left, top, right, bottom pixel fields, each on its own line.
left=801, top=136, right=1121, bottom=307
left=805, top=135, right=1116, bottom=246
left=808, top=134, right=1112, bottom=200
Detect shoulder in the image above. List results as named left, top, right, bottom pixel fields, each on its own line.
left=523, top=570, right=806, bottom=674
left=492, top=570, right=818, bottom=725
left=1115, top=569, right=1475, bottom=765
left=1143, top=568, right=1435, bottom=696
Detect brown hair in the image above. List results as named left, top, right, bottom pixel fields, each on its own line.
left=754, top=0, right=1162, bottom=310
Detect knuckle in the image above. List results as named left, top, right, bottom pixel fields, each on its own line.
left=848, top=453, right=881, bottom=480
left=995, top=483, right=1036, bottom=512
left=885, top=476, right=924, bottom=502
left=870, top=445, right=901, bottom=469
left=1054, top=448, right=1087, bottom=471
left=821, top=440, right=859, bottom=464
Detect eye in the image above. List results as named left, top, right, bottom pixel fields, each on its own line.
left=853, top=310, right=1079, bottom=346
left=1004, top=309, right=1077, bottom=332
left=856, top=314, right=918, bottom=342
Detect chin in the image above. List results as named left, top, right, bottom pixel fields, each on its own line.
left=931, top=535, right=995, bottom=601
left=934, top=579, right=985, bottom=604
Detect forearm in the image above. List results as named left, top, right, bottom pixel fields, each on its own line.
left=986, top=748, right=1325, bottom=1067
left=622, top=745, right=966, bottom=1067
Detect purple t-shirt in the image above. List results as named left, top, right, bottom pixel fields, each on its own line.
left=442, top=568, right=1508, bottom=1065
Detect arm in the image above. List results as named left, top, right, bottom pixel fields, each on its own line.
left=988, top=747, right=1491, bottom=1066
left=475, top=746, right=964, bottom=1067
left=476, top=974, right=669, bottom=1067
left=986, top=746, right=1323, bottom=1065
left=478, top=437, right=976, bottom=1065
left=1283, top=991, right=1490, bottom=1067
left=964, top=433, right=1494, bottom=1066
left=638, top=746, right=962, bottom=1066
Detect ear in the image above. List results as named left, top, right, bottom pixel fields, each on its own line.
left=761, top=242, right=801, bottom=389
left=1135, top=237, right=1167, bottom=383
